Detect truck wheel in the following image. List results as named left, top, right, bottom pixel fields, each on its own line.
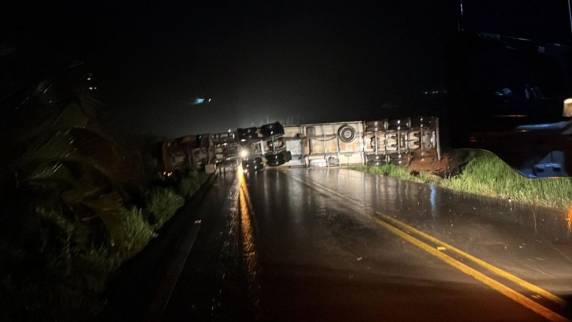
left=388, top=118, right=411, bottom=131
left=390, top=152, right=412, bottom=166
left=413, top=116, right=437, bottom=129
left=338, top=124, right=356, bottom=143
left=366, top=153, right=387, bottom=166
left=365, top=120, right=387, bottom=132
left=260, top=122, right=285, bottom=138
left=265, top=150, right=291, bottom=166
left=237, top=127, right=258, bottom=141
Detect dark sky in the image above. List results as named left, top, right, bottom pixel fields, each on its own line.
left=2, top=1, right=570, bottom=137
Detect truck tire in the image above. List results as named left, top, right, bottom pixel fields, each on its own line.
left=242, top=157, right=264, bottom=172
left=414, top=116, right=437, bottom=129
left=237, top=127, right=258, bottom=141
left=390, top=152, right=412, bottom=166
left=388, top=118, right=411, bottom=131
left=260, top=122, right=285, bottom=138
left=265, top=150, right=292, bottom=166
left=365, top=120, right=387, bottom=132
left=366, top=153, right=388, bottom=166
left=338, top=124, right=356, bottom=143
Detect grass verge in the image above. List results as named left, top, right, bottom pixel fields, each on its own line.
left=351, top=149, right=572, bottom=210
left=0, top=170, right=208, bottom=322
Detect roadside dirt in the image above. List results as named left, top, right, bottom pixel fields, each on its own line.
left=408, top=151, right=465, bottom=177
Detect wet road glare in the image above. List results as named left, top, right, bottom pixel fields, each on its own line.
left=163, top=167, right=572, bottom=322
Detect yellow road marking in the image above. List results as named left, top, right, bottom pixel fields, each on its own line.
left=290, top=173, right=565, bottom=306
left=378, top=213, right=566, bottom=307
left=375, top=218, right=569, bottom=322
left=237, top=167, right=262, bottom=314
left=283, top=172, right=569, bottom=321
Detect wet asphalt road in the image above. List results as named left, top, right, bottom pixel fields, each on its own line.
left=162, top=168, right=572, bottom=322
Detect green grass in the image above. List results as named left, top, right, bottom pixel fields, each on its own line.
left=350, top=164, right=438, bottom=184
left=441, top=150, right=572, bottom=209
left=1, top=171, right=208, bottom=322
left=147, top=187, right=186, bottom=228
left=352, top=150, right=572, bottom=210
left=115, top=207, right=156, bottom=257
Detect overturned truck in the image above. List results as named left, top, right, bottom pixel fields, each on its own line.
left=237, top=122, right=293, bottom=172
left=282, top=117, right=440, bottom=168
left=160, top=116, right=440, bottom=174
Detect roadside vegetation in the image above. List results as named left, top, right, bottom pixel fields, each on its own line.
left=352, top=149, right=572, bottom=210
left=0, top=81, right=207, bottom=322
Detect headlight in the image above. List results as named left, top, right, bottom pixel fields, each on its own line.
left=240, top=149, right=249, bottom=158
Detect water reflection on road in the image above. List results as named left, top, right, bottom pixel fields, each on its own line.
left=238, top=170, right=262, bottom=316
left=289, top=168, right=572, bottom=294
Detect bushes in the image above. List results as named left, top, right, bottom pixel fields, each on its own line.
left=1, top=74, right=209, bottom=322
left=0, top=175, right=205, bottom=322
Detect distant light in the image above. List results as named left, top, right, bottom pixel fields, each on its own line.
left=191, top=97, right=213, bottom=106
left=564, top=98, right=572, bottom=117
left=240, top=149, right=249, bottom=159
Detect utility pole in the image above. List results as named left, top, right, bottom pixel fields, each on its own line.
left=568, top=0, right=572, bottom=37
left=457, top=0, right=465, bottom=32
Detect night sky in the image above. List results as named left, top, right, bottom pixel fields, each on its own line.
left=2, top=1, right=570, bottom=137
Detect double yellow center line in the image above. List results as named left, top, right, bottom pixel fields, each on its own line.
left=375, top=214, right=568, bottom=322
left=285, top=172, right=569, bottom=322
